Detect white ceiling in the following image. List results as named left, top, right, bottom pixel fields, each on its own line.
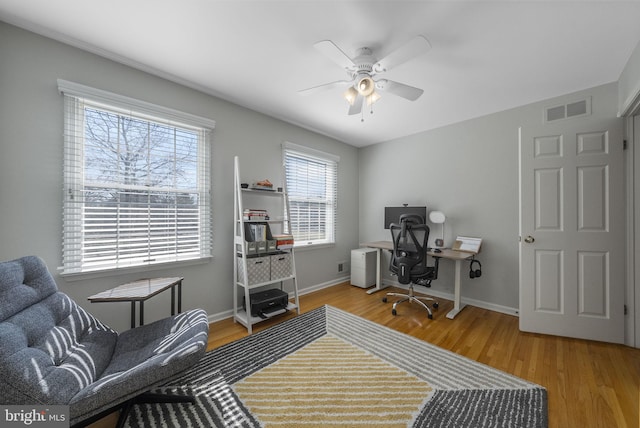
left=2, top=1, right=640, bottom=147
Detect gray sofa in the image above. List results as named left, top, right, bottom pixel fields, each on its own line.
left=0, top=256, right=209, bottom=427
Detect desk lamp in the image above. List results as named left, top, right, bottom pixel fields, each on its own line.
left=429, top=211, right=446, bottom=252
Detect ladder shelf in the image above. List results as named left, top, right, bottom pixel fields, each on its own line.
left=233, top=155, right=300, bottom=333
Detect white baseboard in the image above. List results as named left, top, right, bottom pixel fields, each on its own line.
left=383, top=280, right=519, bottom=317
left=461, top=295, right=519, bottom=317
left=207, top=277, right=518, bottom=324
left=207, top=309, right=234, bottom=324
left=206, top=276, right=350, bottom=324
left=297, top=276, right=351, bottom=296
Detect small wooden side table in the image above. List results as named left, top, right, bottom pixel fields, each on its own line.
left=88, top=277, right=184, bottom=328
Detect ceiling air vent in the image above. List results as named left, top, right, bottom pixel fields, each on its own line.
left=544, top=97, right=591, bottom=123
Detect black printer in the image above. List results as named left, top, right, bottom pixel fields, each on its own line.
left=243, top=288, right=289, bottom=319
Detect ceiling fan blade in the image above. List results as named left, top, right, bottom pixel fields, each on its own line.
left=298, top=80, right=352, bottom=96
left=314, top=40, right=355, bottom=71
left=373, top=35, right=431, bottom=73
left=376, top=79, right=424, bottom=101
left=348, top=94, right=363, bottom=115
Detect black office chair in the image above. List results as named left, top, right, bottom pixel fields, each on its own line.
left=382, top=214, right=440, bottom=318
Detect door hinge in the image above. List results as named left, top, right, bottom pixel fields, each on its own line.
left=624, top=304, right=628, bottom=315
left=623, top=139, right=628, bottom=150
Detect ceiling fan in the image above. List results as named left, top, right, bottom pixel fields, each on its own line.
left=299, top=35, right=431, bottom=116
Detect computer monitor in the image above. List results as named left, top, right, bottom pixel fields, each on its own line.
left=384, top=206, right=427, bottom=229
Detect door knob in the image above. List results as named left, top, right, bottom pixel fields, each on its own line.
left=524, top=235, right=535, bottom=244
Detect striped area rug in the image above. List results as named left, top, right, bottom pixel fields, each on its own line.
left=234, top=335, right=433, bottom=427
left=126, top=305, right=547, bottom=428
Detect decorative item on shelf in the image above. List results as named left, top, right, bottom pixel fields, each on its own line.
left=243, top=209, right=269, bottom=221
left=251, top=179, right=274, bottom=191
left=429, top=210, right=446, bottom=252
left=241, top=183, right=249, bottom=188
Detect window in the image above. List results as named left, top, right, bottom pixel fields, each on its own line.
left=283, top=143, right=338, bottom=247
left=58, top=80, right=214, bottom=275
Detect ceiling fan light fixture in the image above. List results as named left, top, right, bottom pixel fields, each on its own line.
left=366, top=91, right=381, bottom=106
left=343, top=86, right=358, bottom=105
left=302, top=37, right=431, bottom=118
left=356, top=75, right=375, bottom=96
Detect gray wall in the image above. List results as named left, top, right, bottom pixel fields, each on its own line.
left=2, top=19, right=637, bottom=332
left=0, top=22, right=359, bottom=332
left=358, top=82, right=621, bottom=312
left=619, top=39, right=640, bottom=115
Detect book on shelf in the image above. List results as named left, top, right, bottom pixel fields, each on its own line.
left=273, top=234, right=294, bottom=249
left=243, top=209, right=269, bottom=221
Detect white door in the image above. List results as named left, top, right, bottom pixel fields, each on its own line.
left=519, top=114, right=625, bottom=343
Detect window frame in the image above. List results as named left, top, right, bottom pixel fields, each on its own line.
left=58, top=80, right=215, bottom=276
left=282, top=142, right=339, bottom=249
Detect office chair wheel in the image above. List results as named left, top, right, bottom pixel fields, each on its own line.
left=382, top=297, right=387, bottom=303
left=392, top=309, right=397, bottom=316
left=428, top=313, right=433, bottom=320
left=433, top=302, right=439, bottom=309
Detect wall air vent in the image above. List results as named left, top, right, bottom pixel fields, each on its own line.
left=544, top=97, right=591, bottom=123
left=546, top=105, right=565, bottom=122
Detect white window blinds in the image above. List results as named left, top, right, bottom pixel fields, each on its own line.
left=59, top=80, right=214, bottom=274
left=283, top=143, right=338, bottom=247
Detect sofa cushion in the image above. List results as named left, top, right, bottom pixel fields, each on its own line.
left=69, top=309, right=209, bottom=422
left=0, top=257, right=118, bottom=406
left=0, top=255, right=58, bottom=322
left=0, top=256, right=209, bottom=426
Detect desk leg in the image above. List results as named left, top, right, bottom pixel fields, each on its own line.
left=446, top=259, right=467, bottom=319
left=130, top=302, right=136, bottom=329
left=366, top=248, right=389, bottom=295
left=178, top=281, right=182, bottom=313
left=171, top=286, right=176, bottom=316
left=139, top=301, right=144, bottom=326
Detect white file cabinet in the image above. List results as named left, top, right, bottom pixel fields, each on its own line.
left=351, top=248, right=377, bottom=288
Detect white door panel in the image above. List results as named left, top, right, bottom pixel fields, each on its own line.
left=534, top=250, right=562, bottom=313
left=519, top=117, right=624, bottom=343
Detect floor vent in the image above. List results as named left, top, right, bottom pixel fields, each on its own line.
left=544, top=97, right=591, bottom=123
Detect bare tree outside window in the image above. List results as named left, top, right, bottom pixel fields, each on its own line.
left=77, top=107, right=203, bottom=268
left=60, top=82, right=213, bottom=275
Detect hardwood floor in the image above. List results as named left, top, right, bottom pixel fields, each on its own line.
left=210, top=282, right=640, bottom=428
left=92, top=281, right=640, bottom=427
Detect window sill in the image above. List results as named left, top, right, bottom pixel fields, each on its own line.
left=292, top=243, right=335, bottom=252
left=58, top=257, right=212, bottom=282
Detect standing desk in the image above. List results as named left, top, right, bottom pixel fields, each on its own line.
left=360, top=241, right=473, bottom=319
